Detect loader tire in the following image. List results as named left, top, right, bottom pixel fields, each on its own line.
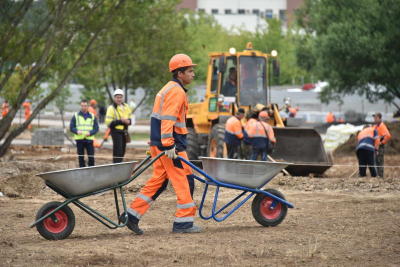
left=251, top=189, right=287, bottom=227
left=207, top=123, right=226, bottom=158
left=187, top=127, right=200, bottom=160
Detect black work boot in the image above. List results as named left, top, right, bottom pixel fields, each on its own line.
left=119, top=212, right=143, bottom=235
left=172, top=225, right=202, bottom=234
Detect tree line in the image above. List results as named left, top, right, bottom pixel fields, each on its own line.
left=1, top=0, right=398, bottom=157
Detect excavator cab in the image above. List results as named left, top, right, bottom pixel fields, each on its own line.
left=186, top=43, right=332, bottom=176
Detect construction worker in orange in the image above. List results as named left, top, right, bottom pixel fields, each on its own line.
left=373, top=112, right=392, bottom=177
left=325, top=111, right=336, bottom=124
left=88, top=99, right=98, bottom=119
left=356, top=125, right=379, bottom=177
left=122, top=54, right=200, bottom=234
left=22, top=100, right=32, bottom=129
left=224, top=108, right=245, bottom=159
left=1, top=100, right=9, bottom=118
left=247, top=111, right=276, bottom=161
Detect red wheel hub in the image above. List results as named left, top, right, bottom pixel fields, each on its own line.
left=43, top=209, right=68, bottom=233
left=260, top=196, right=282, bottom=220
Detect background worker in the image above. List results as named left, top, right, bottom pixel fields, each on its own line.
left=247, top=111, right=276, bottom=161
left=325, top=111, right=336, bottom=124
left=1, top=100, right=9, bottom=118
left=88, top=99, right=98, bottom=119
left=356, top=125, right=379, bottom=177
left=123, top=54, right=200, bottom=235
left=373, top=112, right=392, bottom=177
left=224, top=108, right=245, bottom=159
left=70, top=99, right=99, bottom=167
left=105, top=89, right=132, bottom=163
left=22, top=100, right=32, bottom=129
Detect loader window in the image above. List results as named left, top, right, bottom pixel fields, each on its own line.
left=210, top=58, right=220, bottom=93
left=221, top=57, right=237, bottom=97
left=239, top=56, right=267, bottom=106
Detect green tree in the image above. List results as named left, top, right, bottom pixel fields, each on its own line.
left=297, top=0, right=400, bottom=109
left=0, top=0, right=125, bottom=157
left=75, top=0, right=189, bottom=109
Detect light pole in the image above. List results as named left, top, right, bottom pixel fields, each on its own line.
left=268, top=50, right=278, bottom=104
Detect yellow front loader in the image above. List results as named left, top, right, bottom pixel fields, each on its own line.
left=186, top=43, right=331, bottom=176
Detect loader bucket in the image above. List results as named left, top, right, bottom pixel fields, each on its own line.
left=270, top=127, right=332, bottom=176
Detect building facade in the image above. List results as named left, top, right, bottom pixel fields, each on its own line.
left=178, top=0, right=304, bottom=32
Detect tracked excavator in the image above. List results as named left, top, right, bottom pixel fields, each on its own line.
left=186, top=43, right=332, bottom=176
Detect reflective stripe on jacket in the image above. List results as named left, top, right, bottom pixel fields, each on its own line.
left=224, top=116, right=243, bottom=146
left=73, top=112, right=95, bottom=140
left=357, top=126, right=379, bottom=152
left=375, top=122, right=391, bottom=145
left=105, top=103, right=132, bottom=131
left=150, top=79, right=189, bottom=151
left=246, top=120, right=276, bottom=149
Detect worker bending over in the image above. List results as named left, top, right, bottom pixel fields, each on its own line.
left=70, top=99, right=99, bottom=167
left=356, top=125, right=379, bottom=177
left=246, top=111, right=276, bottom=161
left=224, top=108, right=245, bottom=159
left=373, top=112, right=391, bottom=177
left=124, top=54, right=200, bottom=234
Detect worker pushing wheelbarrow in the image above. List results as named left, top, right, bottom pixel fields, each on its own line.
left=30, top=152, right=294, bottom=240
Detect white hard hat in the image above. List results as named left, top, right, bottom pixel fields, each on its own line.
left=113, top=89, right=124, bottom=96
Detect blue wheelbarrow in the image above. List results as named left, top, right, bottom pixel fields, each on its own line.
left=179, top=156, right=294, bottom=227
left=30, top=152, right=293, bottom=240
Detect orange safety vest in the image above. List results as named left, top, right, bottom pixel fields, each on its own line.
left=357, top=127, right=379, bottom=151
left=2, top=102, right=9, bottom=117
left=88, top=106, right=97, bottom=117
left=325, top=112, right=336, bottom=123
left=22, top=102, right=31, bottom=117
left=375, top=122, right=391, bottom=145
left=225, top=116, right=243, bottom=139
left=150, top=80, right=188, bottom=150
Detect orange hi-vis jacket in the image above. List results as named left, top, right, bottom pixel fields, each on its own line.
left=2, top=102, right=9, bottom=117
left=150, top=79, right=188, bottom=151
left=375, top=122, right=391, bottom=145
left=224, top=116, right=244, bottom=145
left=246, top=120, right=276, bottom=149
left=357, top=126, right=379, bottom=152
left=325, top=112, right=336, bottom=123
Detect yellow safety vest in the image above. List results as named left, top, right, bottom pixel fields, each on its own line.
left=105, top=103, right=132, bottom=131
left=74, top=112, right=95, bottom=140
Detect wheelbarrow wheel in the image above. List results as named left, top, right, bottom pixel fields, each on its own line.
left=35, top=201, right=75, bottom=240
left=251, top=189, right=287, bottom=227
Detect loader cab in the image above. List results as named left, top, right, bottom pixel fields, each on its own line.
left=208, top=53, right=268, bottom=111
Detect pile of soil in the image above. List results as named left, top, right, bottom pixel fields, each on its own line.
left=334, top=121, right=400, bottom=155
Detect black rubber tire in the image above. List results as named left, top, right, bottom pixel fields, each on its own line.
left=35, top=201, right=75, bottom=240
left=187, top=127, right=200, bottom=160
left=207, top=123, right=226, bottom=158
left=251, top=189, right=288, bottom=227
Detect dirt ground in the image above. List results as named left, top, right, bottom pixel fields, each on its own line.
left=1, top=146, right=400, bottom=266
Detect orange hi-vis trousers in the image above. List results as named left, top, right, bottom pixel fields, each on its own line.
left=128, top=146, right=196, bottom=229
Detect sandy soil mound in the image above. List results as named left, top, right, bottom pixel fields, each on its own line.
left=334, top=121, right=400, bottom=155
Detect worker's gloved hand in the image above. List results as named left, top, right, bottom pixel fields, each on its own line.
left=164, top=147, right=177, bottom=159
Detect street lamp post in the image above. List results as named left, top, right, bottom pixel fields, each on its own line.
left=268, top=50, right=278, bottom=104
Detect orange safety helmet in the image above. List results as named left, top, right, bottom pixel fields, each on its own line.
left=169, top=54, right=196, bottom=72
left=259, top=111, right=269, bottom=119
left=89, top=99, right=97, bottom=105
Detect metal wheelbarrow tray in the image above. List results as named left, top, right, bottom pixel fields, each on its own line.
left=200, top=157, right=289, bottom=188
left=179, top=156, right=294, bottom=227
left=38, top=161, right=138, bottom=196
